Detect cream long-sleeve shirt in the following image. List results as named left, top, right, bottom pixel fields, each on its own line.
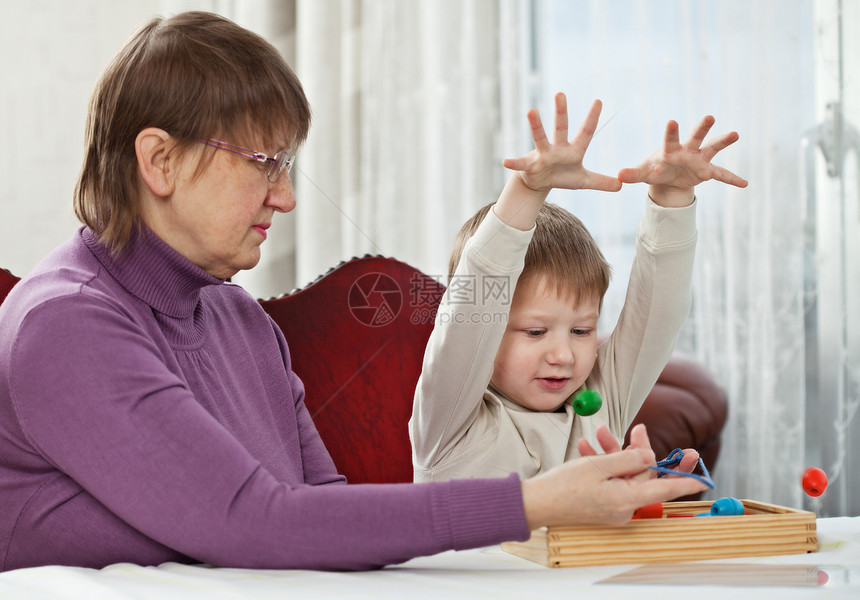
left=410, top=198, right=697, bottom=482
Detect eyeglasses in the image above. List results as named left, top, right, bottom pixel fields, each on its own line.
left=200, top=138, right=295, bottom=183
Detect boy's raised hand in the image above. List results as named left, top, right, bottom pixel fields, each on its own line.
left=503, top=93, right=622, bottom=193
left=618, top=116, right=748, bottom=207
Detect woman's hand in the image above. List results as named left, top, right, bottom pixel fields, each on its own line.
left=579, top=423, right=701, bottom=476
left=520, top=439, right=708, bottom=529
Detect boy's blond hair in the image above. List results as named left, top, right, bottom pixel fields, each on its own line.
left=448, top=202, right=611, bottom=308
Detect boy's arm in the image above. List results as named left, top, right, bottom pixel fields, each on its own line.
left=596, top=196, right=698, bottom=434
left=597, top=115, right=747, bottom=435
left=410, top=93, right=622, bottom=473
left=409, top=211, right=532, bottom=472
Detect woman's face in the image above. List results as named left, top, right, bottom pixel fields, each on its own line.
left=156, top=137, right=296, bottom=280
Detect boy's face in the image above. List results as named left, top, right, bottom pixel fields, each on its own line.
left=491, top=275, right=600, bottom=412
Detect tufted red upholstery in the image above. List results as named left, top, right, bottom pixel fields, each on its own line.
left=259, top=256, right=441, bottom=484
left=1, top=258, right=727, bottom=493
left=0, top=268, right=18, bottom=306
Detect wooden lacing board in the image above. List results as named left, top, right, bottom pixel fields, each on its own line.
left=502, top=499, right=817, bottom=568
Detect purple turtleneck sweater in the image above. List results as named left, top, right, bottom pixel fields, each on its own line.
left=0, top=227, right=529, bottom=572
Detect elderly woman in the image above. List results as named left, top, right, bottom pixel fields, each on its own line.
left=0, top=11, right=705, bottom=572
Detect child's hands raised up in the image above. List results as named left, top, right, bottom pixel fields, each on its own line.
left=618, top=116, right=748, bottom=207
left=493, top=95, right=747, bottom=231
left=503, top=93, right=622, bottom=194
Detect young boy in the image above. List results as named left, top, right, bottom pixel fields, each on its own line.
left=410, top=93, right=746, bottom=482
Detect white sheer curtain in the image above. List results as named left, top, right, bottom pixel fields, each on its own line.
left=533, top=0, right=859, bottom=516
left=291, top=0, right=531, bottom=290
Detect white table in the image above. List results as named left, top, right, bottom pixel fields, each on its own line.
left=1, top=517, right=858, bottom=599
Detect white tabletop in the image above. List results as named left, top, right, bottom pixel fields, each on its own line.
left=1, top=517, right=858, bottom=599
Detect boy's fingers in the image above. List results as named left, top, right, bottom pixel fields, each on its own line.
left=663, top=120, right=681, bottom=150
left=553, top=92, right=569, bottom=146
left=582, top=99, right=603, bottom=134
left=570, top=99, right=603, bottom=150
left=502, top=157, right=529, bottom=171
left=702, top=131, right=740, bottom=161
left=711, top=165, right=748, bottom=188
left=584, top=172, right=623, bottom=192
left=528, top=108, right=551, bottom=152
left=684, top=115, right=716, bottom=149
left=617, top=166, right=644, bottom=184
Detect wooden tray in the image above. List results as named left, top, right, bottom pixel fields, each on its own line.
left=501, top=499, right=817, bottom=568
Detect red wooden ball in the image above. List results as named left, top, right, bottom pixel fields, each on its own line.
left=632, top=502, right=663, bottom=519
left=802, top=467, right=828, bottom=497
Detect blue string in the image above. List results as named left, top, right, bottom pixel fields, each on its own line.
left=656, top=448, right=684, bottom=469
left=649, top=448, right=714, bottom=489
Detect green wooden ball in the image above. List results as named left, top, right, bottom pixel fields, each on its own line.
left=572, top=389, right=602, bottom=416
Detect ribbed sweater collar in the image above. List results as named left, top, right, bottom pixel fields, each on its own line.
left=82, top=226, right=223, bottom=319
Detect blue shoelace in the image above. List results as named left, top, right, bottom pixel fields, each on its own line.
left=649, top=448, right=715, bottom=488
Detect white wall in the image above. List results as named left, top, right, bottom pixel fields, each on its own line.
left=1, top=0, right=299, bottom=299
left=0, top=0, right=166, bottom=278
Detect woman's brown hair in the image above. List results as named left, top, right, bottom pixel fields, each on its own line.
left=74, top=11, right=311, bottom=252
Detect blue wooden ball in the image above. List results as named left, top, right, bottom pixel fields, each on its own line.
left=710, top=496, right=744, bottom=516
